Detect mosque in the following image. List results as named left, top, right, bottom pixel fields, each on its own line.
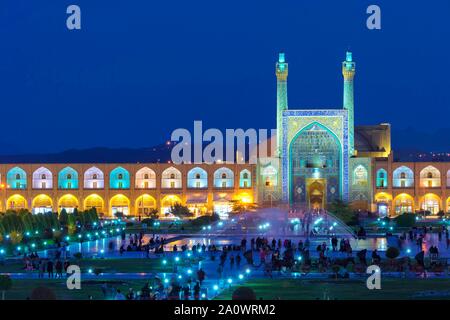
left=259, top=52, right=449, bottom=216
left=0, top=53, right=449, bottom=217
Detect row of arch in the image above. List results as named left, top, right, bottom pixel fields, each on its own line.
left=5, top=193, right=186, bottom=216
left=374, top=192, right=450, bottom=215
left=376, top=165, right=450, bottom=188
left=4, top=166, right=252, bottom=190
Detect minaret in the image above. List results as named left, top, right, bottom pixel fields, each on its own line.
left=342, top=51, right=356, bottom=156
left=276, top=52, right=288, bottom=157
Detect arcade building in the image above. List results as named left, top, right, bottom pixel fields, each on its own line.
left=0, top=53, right=449, bottom=217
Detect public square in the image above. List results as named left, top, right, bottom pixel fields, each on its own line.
left=1, top=208, right=449, bottom=300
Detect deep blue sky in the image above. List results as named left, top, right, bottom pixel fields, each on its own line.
left=0, top=0, right=449, bottom=154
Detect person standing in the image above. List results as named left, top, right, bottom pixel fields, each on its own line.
left=197, top=268, right=205, bottom=284
left=55, top=260, right=63, bottom=279
left=47, top=259, right=54, bottom=278
left=193, top=281, right=200, bottom=300
left=229, top=254, right=235, bottom=269
left=38, top=259, right=45, bottom=279
left=183, top=284, right=190, bottom=300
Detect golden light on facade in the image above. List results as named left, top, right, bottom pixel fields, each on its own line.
left=32, top=194, right=53, bottom=207
left=6, top=194, right=27, bottom=210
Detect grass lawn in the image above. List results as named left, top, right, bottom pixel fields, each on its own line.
left=1, top=278, right=153, bottom=300
left=0, top=256, right=203, bottom=274
left=215, top=278, right=450, bottom=300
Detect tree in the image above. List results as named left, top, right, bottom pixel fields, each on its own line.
left=114, top=211, right=124, bottom=219
left=59, top=209, right=69, bottom=226
left=9, top=231, right=23, bottom=245
left=327, top=200, right=358, bottom=226
left=1, top=212, right=24, bottom=233
left=144, top=208, right=159, bottom=220
left=67, top=213, right=77, bottom=235
left=168, top=203, right=193, bottom=219
left=393, top=213, right=415, bottom=228
left=230, top=200, right=256, bottom=214
left=0, top=275, right=12, bottom=300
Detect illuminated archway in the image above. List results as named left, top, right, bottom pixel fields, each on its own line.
left=84, top=194, right=104, bottom=213
left=261, top=165, right=278, bottom=187
left=393, top=166, right=414, bottom=188
left=161, top=167, right=182, bottom=188
left=7, top=167, right=27, bottom=189
left=6, top=194, right=27, bottom=210
left=110, top=167, right=130, bottom=189
left=376, top=168, right=388, bottom=188
left=447, top=170, right=450, bottom=188
left=135, top=194, right=157, bottom=215
left=419, top=166, right=441, bottom=188
left=288, top=122, right=342, bottom=206
left=352, top=165, right=368, bottom=186
left=84, top=167, right=104, bottom=189
left=135, top=167, right=156, bottom=189
left=374, top=192, right=392, bottom=217
left=58, top=194, right=79, bottom=213
left=374, top=192, right=392, bottom=202
left=239, top=169, right=252, bottom=188
left=420, top=193, right=441, bottom=215
left=58, top=167, right=79, bottom=189
left=161, top=195, right=182, bottom=215
left=393, top=193, right=414, bottom=215
left=110, top=194, right=130, bottom=216
left=213, top=167, right=234, bottom=188
left=32, top=194, right=53, bottom=214
left=446, top=197, right=450, bottom=213
left=32, top=167, right=53, bottom=189
left=187, top=167, right=208, bottom=188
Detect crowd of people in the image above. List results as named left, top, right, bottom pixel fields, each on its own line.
left=13, top=214, right=450, bottom=300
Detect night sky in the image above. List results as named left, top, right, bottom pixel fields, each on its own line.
left=0, top=0, right=449, bottom=154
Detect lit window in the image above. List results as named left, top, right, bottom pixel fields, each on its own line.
left=353, top=165, right=368, bottom=186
